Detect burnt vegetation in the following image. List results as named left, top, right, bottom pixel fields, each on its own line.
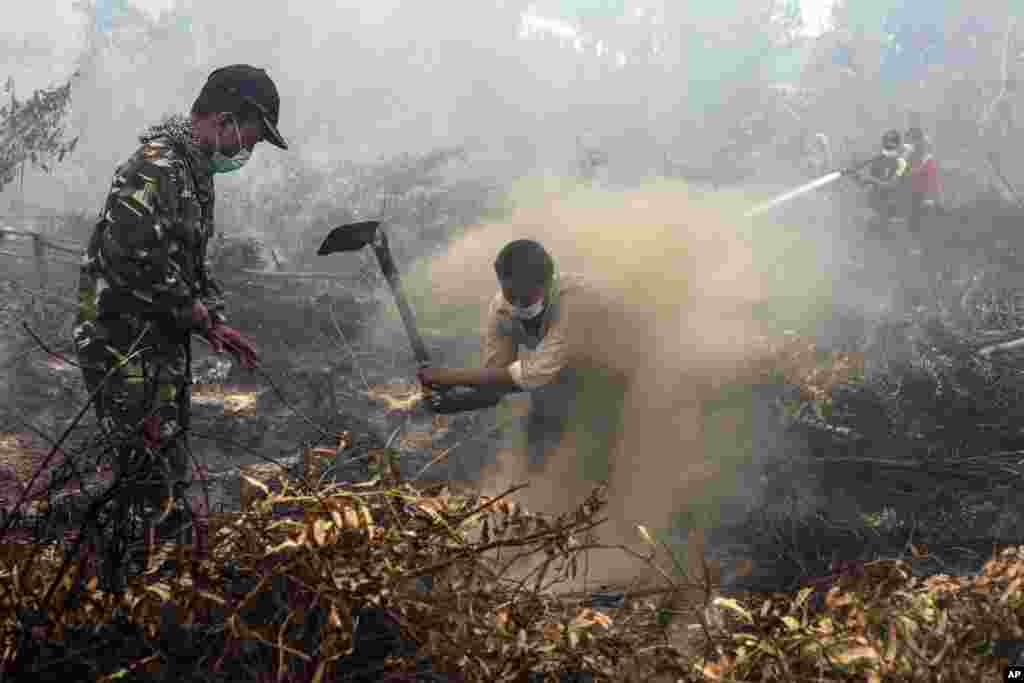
left=4, top=0, right=1024, bottom=680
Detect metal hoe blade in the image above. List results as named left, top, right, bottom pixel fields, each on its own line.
left=317, top=220, right=431, bottom=366
left=316, top=220, right=382, bottom=255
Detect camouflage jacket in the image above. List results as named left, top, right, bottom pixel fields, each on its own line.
left=79, top=115, right=226, bottom=329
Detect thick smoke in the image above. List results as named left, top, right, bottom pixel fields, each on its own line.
left=420, top=180, right=775, bottom=582
left=5, top=1, right=688, bottom=215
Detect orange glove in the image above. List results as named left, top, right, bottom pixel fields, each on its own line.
left=205, top=324, right=258, bottom=369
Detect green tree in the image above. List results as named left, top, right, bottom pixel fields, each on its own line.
left=0, top=76, right=79, bottom=193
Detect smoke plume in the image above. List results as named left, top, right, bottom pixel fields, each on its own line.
left=422, top=179, right=773, bottom=583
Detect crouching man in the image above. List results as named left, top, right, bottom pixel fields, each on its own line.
left=417, top=239, right=628, bottom=481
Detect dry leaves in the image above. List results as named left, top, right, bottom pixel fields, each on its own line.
left=3, top=427, right=1022, bottom=680
left=691, top=548, right=1024, bottom=681
left=0, top=474, right=670, bottom=681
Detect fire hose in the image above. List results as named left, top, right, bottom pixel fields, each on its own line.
left=743, top=157, right=878, bottom=219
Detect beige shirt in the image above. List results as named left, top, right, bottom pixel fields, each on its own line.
left=481, top=272, right=585, bottom=391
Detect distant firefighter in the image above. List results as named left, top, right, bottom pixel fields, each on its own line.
left=854, top=129, right=908, bottom=228
left=903, top=126, right=941, bottom=237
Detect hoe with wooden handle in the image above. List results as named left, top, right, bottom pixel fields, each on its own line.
left=317, top=220, right=430, bottom=368
left=317, top=221, right=501, bottom=415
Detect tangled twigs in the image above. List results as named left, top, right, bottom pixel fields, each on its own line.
left=214, top=343, right=335, bottom=442
left=19, top=320, right=81, bottom=368
left=0, top=463, right=693, bottom=681
left=1, top=324, right=150, bottom=542
left=7, top=429, right=1022, bottom=681
left=329, top=297, right=371, bottom=393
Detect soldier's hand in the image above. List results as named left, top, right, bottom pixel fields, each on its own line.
left=206, top=324, right=258, bottom=369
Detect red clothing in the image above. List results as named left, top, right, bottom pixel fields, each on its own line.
left=908, top=155, right=940, bottom=196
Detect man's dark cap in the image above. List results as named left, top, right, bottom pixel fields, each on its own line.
left=200, top=64, right=288, bottom=150
left=494, top=239, right=554, bottom=288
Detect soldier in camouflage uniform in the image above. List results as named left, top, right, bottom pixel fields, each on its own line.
left=73, top=65, right=287, bottom=521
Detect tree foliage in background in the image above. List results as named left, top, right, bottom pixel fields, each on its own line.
left=799, top=0, right=1022, bottom=200
left=7, top=0, right=1022, bottom=213
left=665, top=1, right=803, bottom=107
left=0, top=76, right=79, bottom=194
left=216, top=144, right=499, bottom=275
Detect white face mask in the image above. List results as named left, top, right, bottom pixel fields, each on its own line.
left=881, top=148, right=900, bottom=158
left=506, top=296, right=546, bottom=320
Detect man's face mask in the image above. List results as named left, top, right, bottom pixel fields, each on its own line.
left=881, top=147, right=900, bottom=158
left=508, top=298, right=546, bottom=320
left=209, top=116, right=251, bottom=174
left=503, top=283, right=547, bottom=320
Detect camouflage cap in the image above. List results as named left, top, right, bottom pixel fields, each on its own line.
left=200, top=64, right=288, bottom=150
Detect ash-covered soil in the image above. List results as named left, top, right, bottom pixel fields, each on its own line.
left=690, top=195, right=1024, bottom=590
left=0, top=293, right=499, bottom=523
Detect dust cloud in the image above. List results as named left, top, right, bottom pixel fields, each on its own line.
left=422, top=179, right=773, bottom=584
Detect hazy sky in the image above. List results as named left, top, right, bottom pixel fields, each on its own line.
left=81, top=0, right=837, bottom=27
left=2, top=0, right=837, bottom=212
left=802, top=0, right=834, bottom=35
left=7, top=0, right=836, bottom=72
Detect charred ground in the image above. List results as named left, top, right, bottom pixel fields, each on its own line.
left=2, top=167, right=1024, bottom=680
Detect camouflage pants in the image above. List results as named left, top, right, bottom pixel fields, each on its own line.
left=73, top=313, right=191, bottom=512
